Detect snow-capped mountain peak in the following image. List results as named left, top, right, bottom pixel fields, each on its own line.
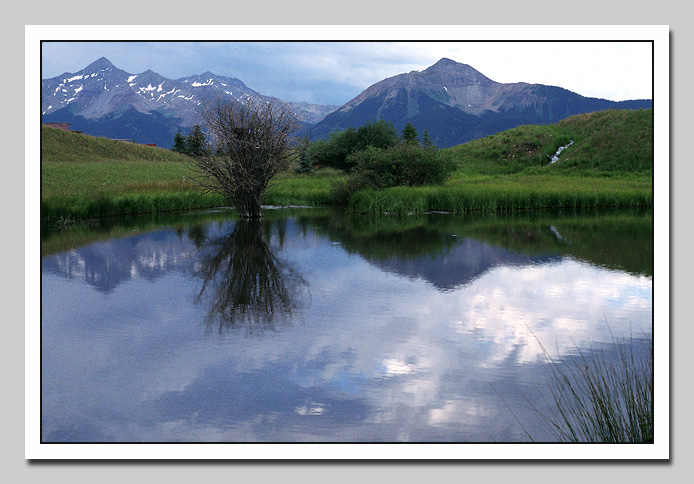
left=42, top=57, right=337, bottom=125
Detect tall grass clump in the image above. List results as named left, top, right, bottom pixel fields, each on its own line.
left=42, top=190, right=228, bottom=223
left=349, top=186, right=430, bottom=214
left=264, top=168, right=345, bottom=206
left=535, top=333, right=653, bottom=443
left=348, top=176, right=652, bottom=215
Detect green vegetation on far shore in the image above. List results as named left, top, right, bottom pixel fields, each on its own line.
left=40, top=108, right=653, bottom=223
left=348, top=175, right=651, bottom=214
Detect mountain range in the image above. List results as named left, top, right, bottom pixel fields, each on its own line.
left=41, top=57, right=338, bottom=148
left=308, top=58, right=652, bottom=147
left=42, top=56, right=652, bottom=149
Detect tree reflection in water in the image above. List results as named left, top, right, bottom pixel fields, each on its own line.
left=194, top=218, right=308, bottom=335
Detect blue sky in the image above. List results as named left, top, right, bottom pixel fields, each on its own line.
left=41, top=40, right=653, bottom=107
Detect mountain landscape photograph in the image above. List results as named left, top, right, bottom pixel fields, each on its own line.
left=32, top=30, right=666, bottom=460
left=41, top=45, right=652, bottom=149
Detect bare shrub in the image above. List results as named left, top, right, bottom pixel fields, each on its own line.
left=189, top=97, right=300, bottom=218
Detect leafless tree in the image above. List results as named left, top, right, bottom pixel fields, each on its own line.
left=190, top=97, right=300, bottom=218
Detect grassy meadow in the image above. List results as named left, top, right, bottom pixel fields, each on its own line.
left=40, top=108, right=653, bottom=223
left=447, top=108, right=653, bottom=176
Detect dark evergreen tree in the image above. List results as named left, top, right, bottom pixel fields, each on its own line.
left=172, top=129, right=188, bottom=154
left=294, top=136, right=314, bottom=174
left=422, top=128, right=434, bottom=149
left=186, top=125, right=209, bottom=157
left=401, top=123, right=419, bottom=145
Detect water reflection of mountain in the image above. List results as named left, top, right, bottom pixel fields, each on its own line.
left=300, top=214, right=562, bottom=291
left=42, top=229, right=198, bottom=293
left=370, top=238, right=560, bottom=291
left=302, top=209, right=652, bottom=290
left=42, top=208, right=652, bottom=295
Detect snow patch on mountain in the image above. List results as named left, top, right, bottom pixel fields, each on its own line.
left=41, top=57, right=339, bottom=126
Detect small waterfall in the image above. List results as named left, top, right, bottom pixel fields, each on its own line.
left=549, top=140, right=574, bottom=164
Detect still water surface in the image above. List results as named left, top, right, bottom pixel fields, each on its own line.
left=41, top=208, right=653, bottom=442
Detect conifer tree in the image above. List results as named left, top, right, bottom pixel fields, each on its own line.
left=172, top=129, right=188, bottom=154
left=294, top=135, right=314, bottom=174
left=401, top=123, right=419, bottom=145
left=422, top=128, right=434, bottom=149
left=186, top=125, right=209, bottom=157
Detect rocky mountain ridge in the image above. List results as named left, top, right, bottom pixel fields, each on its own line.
left=308, top=57, right=652, bottom=147
left=42, top=57, right=338, bottom=124
left=42, top=56, right=652, bottom=149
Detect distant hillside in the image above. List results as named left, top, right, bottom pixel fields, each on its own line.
left=42, top=107, right=185, bottom=149
left=445, top=108, right=653, bottom=174
left=41, top=126, right=191, bottom=164
left=309, top=58, right=652, bottom=148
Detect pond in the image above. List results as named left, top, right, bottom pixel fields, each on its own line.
left=41, top=207, right=653, bottom=443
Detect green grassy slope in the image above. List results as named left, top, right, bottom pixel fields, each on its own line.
left=41, top=126, right=191, bottom=164
left=444, top=108, right=653, bottom=176
left=41, top=127, right=224, bottom=222
left=551, top=108, right=653, bottom=173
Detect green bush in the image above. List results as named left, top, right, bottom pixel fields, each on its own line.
left=307, top=131, right=357, bottom=171
left=331, top=143, right=455, bottom=204
left=329, top=176, right=372, bottom=205
left=307, top=119, right=398, bottom=171
left=348, top=144, right=455, bottom=188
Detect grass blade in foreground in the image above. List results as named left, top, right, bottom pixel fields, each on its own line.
left=531, top=328, right=653, bottom=443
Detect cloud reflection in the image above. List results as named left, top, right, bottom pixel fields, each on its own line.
left=41, top=213, right=652, bottom=442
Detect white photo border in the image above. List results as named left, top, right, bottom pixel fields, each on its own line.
left=26, top=24, right=670, bottom=460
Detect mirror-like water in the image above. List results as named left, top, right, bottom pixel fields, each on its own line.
left=41, top=208, right=653, bottom=442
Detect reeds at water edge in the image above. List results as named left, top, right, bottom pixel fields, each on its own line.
left=528, top=327, right=653, bottom=443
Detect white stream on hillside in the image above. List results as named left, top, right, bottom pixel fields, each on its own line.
left=549, top=140, right=574, bottom=164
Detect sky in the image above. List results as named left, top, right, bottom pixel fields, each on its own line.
left=40, top=40, right=654, bottom=107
